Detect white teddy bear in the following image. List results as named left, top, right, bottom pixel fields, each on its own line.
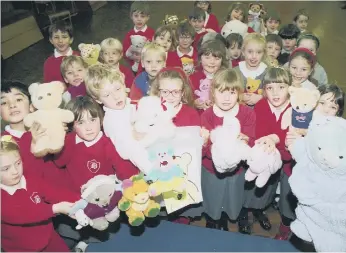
left=126, top=35, right=148, bottom=72
left=220, top=20, right=249, bottom=39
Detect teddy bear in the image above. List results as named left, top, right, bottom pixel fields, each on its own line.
left=221, top=20, right=249, bottom=39
left=248, top=3, right=264, bottom=33
left=281, top=86, right=320, bottom=136
left=78, top=43, right=101, bottom=66
left=245, top=143, right=282, bottom=188
left=194, top=78, right=212, bottom=105
left=118, top=174, right=161, bottom=226
left=288, top=114, right=346, bottom=252
left=181, top=57, right=195, bottom=75
left=162, top=14, right=179, bottom=26
left=125, top=35, right=148, bottom=72
left=23, top=81, right=74, bottom=157
left=210, top=114, right=250, bottom=173
left=246, top=77, right=263, bottom=95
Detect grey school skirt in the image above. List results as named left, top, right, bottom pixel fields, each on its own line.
left=279, top=171, right=297, bottom=220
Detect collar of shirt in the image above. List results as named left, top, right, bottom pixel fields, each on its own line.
left=54, top=47, right=73, bottom=58
left=75, top=131, right=103, bottom=147
left=134, top=25, right=148, bottom=33
left=281, top=48, right=292, bottom=55
left=1, top=176, right=27, bottom=195
left=176, top=46, right=193, bottom=58
left=4, top=125, right=25, bottom=138
left=203, top=70, right=214, bottom=80
left=204, top=12, right=210, bottom=27
left=268, top=100, right=290, bottom=121
left=213, top=103, right=239, bottom=118
left=238, top=61, right=267, bottom=79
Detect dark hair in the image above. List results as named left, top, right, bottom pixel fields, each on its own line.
left=225, top=2, right=247, bottom=22
left=293, top=9, right=309, bottom=22
left=297, top=33, right=320, bottom=50
left=225, top=33, right=243, bottom=49
left=48, top=21, right=73, bottom=39
left=278, top=24, right=301, bottom=40
left=194, top=1, right=212, bottom=13
left=197, top=33, right=227, bottom=53
left=130, top=1, right=150, bottom=15
left=318, top=84, right=345, bottom=117
left=154, top=25, right=177, bottom=51
left=176, top=21, right=196, bottom=39
left=1, top=80, right=30, bottom=102
left=263, top=9, right=281, bottom=24
left=198, top=40, right=228, bottom=68
left=266, top=34, right=283, bottom=49
left=289, top=48, right=316, bottom=69
left=189, top=7, right=206, bottom=21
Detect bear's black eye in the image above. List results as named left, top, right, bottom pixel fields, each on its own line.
left=38, top=96, right=43, bottom=100
left=339, top=156, right=343, bottom=159
left=47, top=93, right=51, bottom=96
left=95, top=198, right=100, bottom=202
left=318, top=147, right=321, bottom=150
left=109, top=193, right=112, bottom=197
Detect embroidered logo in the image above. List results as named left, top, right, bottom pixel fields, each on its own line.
left=87, top=159, right=101, bottom=173
left=295, top=114, right=307, bottom=123
left=30, top=192, right=41, bottom=204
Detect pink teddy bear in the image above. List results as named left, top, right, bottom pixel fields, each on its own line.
left=194, top=78, right=212, bottom=104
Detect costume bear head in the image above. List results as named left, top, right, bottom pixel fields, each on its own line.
left=221, top=20, right=248, bottom=39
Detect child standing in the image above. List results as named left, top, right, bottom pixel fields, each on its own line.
left=277, top=24, right=301, bottom=65
left=189, top=7, right=208, bottom=50
left=293, top=9, right=309, bottom=33
left=225, top=33, right=243, bottom=68
left=266, top=34, right=282, bottom=67
left=261, top=9, right=281, bottom=36
left=100, top=38, right=134, bottom=89
left=224, top=3, right=255, bottom=33
left=194, top=1, right=220, bottom=33
left=43, top=21, right=79, bottom=83
left=201, top=68, right=256, bottom=231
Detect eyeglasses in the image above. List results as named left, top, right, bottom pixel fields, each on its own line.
left=159, top=89, right=182, bottom=97
left=179, top=36, right=192, bottom=41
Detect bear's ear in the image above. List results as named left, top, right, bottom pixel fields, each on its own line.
left=50, top=81, right=65, bottom=94
left=288, top=86, right=298, bottom=96
left=94, top=44, right=101, bottom=51
left=28, top=82, right=40, bottom=96
left=249, top=3, right=254, bottom=8
left=312, top=89, right=321, bottom=102
left=78, top=43, right=85, bottom=51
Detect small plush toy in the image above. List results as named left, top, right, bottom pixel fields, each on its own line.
left=78, top=43, right=101, bottom=66
left=70, top=175, right=122, bottom=231
left=221, top=20, right=249, bottom=39
left=162, top=14, right=179, bottom=26
left=118, top=174, right=161, bottom=226
left=194, top=78, right=212, bottom=105
left=245, top=143, right=282, bottom=188
left=288, top=114, right=346, bottom=252
left=248, top=3, right=264, bottom=33
left=246, top=77, right=263, bottom=95
left=125, top=35, right=148, bottom=72
left=281, top=86, right=320, bottom=136
left=181, top=57, right=195, bottom=75
left=23, top=81, right=74, bottom=157
left=210, top=114, right=250, bottom=173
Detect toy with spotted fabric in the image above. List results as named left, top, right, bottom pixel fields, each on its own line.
left=78, top=43, right=101, bottom=66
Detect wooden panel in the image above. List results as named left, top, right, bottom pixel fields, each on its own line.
left=1, top=16, right=39, bottom=42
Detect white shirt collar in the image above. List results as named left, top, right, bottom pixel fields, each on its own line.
left=4, top=125, right=25, bottom=138
left=238, top=61, right=267, bottom=79
left=213, top=103, right=239, bottom=118
left=203, top=71, right=214, bottom=80
left=134, top=25, right=147, bottom=33
left=204, top=12, right=210, bottom=27
left=268, top=100, right=289, bottom=121
left=75, top=131, right=103, bottom=147
left=281, top=48, right=292, bottom=54
left=176, top=46, right=193, bottom=57
left=1, top=176, right=27, bottom=195
left=54, top=47, right=73, bottom=58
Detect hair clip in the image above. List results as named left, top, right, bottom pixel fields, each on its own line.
left=1, top=135, right=16, bottom=144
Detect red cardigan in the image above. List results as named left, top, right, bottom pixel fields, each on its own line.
left=173, top=104, right=201, bottom=127
left=205, top=13, right=220, bottom=33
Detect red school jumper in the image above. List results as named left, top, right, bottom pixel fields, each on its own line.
left=193, top=30, right=208, bottom=51
left=172, top=104, right=201, bottom=127
left=205, top=13, right=220, bottom=33
left=119, top=64, right=135, bottom=89
left=254, top=99, right=292, bottom=176
left=176, top=46, right=198, bottom=76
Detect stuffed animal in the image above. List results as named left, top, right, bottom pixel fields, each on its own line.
left=246, top=77, right=263, bottom=95
left=78, top=43, right=101, bottom=66
left=245, top=143, right=282, bottom=188
left=194, top=78, right=212, bottom=105
left=118, top=174, right=161, bottom=226
left=210, top=114, right=250, bottom=173
left=70, top=175, right=122, bottom=231
left=125, top=35, right=148, bottom=72
left=288, top=114, right=346, bottom=252
left=248, top=3, right=264, bottom=33
left=181, top=57, right=195, bottom=75
left=23, top=81, right=74, bottom=157
left=281, top=87, right=320, bottom=136
left=162, top=14, right=179, bottom=26
left=221, top=20, right=248, bottom=39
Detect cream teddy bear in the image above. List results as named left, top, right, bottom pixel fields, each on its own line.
left=125, top=35, right=148, bottom=72
left=221, top=20, right=249, bottom=39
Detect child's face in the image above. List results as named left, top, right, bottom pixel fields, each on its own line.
left=243, top=41, right=264, bottom=69
left=201, top=53, right=222, bottom=74
left=63, top=62, right=87, bottom=87
left=131, top=11, right=149, bottom=30
left=189, top=18, right=205, bottom=32
left=178, top=34, right=194, bottom=50
left=266, top=19, right=280, bottom=33
left=289, top=56, right=312, bottom=85
left=265, top=82, right=289, bottom=108
left=1, top=88, right=30, bottom=125
left=155, top=31, right=172, bottom=52
left=0, top=151, right=23, bottom=186
left=298, top=39, right=317, bottom=55
left=73, top=111, right=101, bottom=142
left=266, top=42, right=281, bottom=60
left=316, top=92, right=339, bottom=117
left=214, top=89, right=238, bottom=111
left=49, top=30, right=73, bottom=55
left=282, top=38, right=297, bottom=52
left=102, top=49, right=123, bottom=66
left=230, top=8, right=244, bottom=22
left=196, top=1, right=209, bottom=12
left=295, top=15, right=308, bottom=31
left=97, top=81, right=127, bottom=110
left=159, top=77, right=183, bottom=107
left=142, top=52, right=166, bottom=78
left=228, top=43, right=241, bottom=60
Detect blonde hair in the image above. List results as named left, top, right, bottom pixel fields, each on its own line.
left=262, top=67, right=291, bottom=97
left=100, top=38, right=123, bottom=63
left=211, top=68, right=244, bottom=102
left=0, top=136, right=20, bottom=155
left=154, top=25, right=177, bottom=51
left=225, top=2, right=248, bottom=22
left=242, top=33, right=270, bottom=66
left=60, top=55, right=88, bottom=78
left=141, top=42, right=167, bottom=61
left=150, top=68, right=195, bottom=107
left=84, top=64, right=125, bottom=99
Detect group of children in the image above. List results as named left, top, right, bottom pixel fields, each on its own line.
left=1, top=1, right=345, bottom=252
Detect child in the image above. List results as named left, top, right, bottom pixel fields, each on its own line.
left=100, top=38, right=135, bottom=89
left=129, top=43, right=166, bottom=101
left=288, top=48, right=317, bottom=90
left=234, top=33, right=268, bottom=107
left=224, top=2, right=255, bottom=33
left=189, top=7, right=208, bottom=50
left=225, top=33, right=243, bottom=68
left=176, top=21, right=198, bottom=75
left=122, top=1, right=155, bottom=73
left=316, top=84, right=345, bottom=116
left=293, top=9, right=309, bottom=33
left=43, top=21, right=79, bottom=83
left=277, top=24, right=300, bottom=65
left=194, top=1, right=220, bottom=33
left=60, top=56, right=88, bottom=100
left=261, top=9, right=281, bottom=36
left=200, top=68, right=256, bottom=231
left=266, top=34, right=282, bottom=67
left=189, top=40, right=228, bottom=111
left=296, top=34, right=328, bottom=86
left=0, top=136, right=79, bottom=252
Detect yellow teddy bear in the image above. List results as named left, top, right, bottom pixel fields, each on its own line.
left=78, top=43, right=101, bottom=66
left=246, top=77, right=263, bottom=95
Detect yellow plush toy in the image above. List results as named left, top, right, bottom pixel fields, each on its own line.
left=118, top=174, right=160, bottom=226
left=246, top=77, right=263, bottom=95
left=78, top=43, right=101, bottom=66
left=23, top=81, right=74, bottom=157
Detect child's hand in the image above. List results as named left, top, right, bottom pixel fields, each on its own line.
left=255, top=136, right=276, bottom=154
left=30, top=121, right=47, bottom=144
left=194, top=99, right=210, bottom=110
left=52, top=201, right=75, bottom=215
left=285, top=130, right=303, bottom=150
left=238, top=133, right=249, bottom=144
left=200, top=127, right=210, bottom=145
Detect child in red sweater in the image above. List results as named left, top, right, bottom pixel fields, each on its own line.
left=225, top=33, right=243, bottom=68
left=194, top=1, right=220, bottom=33
left=0, top=136, right=79, bottom=252
left=189, top=7, right=209, bottom=50
left=43, top=21, right=80, bottom=83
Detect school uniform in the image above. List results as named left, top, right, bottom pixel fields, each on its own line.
left=230, top=58, right=241, bottom=68
left=172, top=104, right=201, bottom=127
left=193, top=30, right=208, bottom=50
left=312, top=62, right=328, bottom=86
left=277, top=48, right=293, bottom=66
left=137, top=51, right=183, bottom=74
left=108, top=64, right=135, bottom=89
left=66, top=82, right=87, bottom=98
left=189, top=70, right=213, bottom=114
left=204, top=13, right=220, bottom=33
left=235, top=61, right=267, bottom=94
left=129, top=71, right=151, bottom=101
left=176, top=46, right=198, bottom=76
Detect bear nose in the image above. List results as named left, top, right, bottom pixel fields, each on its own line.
left=296, top=106, right=300, bottom=110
